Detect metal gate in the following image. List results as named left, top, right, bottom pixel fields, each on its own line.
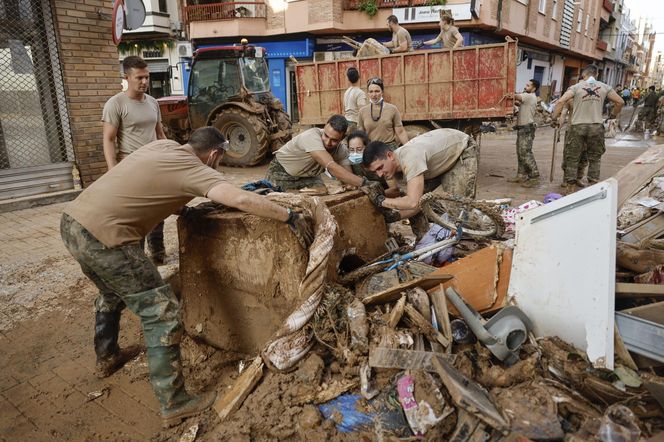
left=0, top=0, right=75, bottom=200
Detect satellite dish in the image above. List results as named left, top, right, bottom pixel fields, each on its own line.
left=112, top=0, right=124, bottom=45
left=124, top=0, right=146, bottom=31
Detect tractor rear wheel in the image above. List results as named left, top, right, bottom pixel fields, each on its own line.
left=212, top=107, right=269, bottom=167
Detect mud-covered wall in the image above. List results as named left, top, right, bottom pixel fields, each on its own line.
left=178, top=192, right=388, bottom=354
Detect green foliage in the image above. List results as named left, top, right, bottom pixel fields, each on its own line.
left=358, top=0, right=378, bottom=17
left=426, top=0, right=447, bottom=5
left=118, top=39, right=175, bottom=55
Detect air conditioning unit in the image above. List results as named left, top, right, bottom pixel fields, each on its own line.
left=176, top=41, right=193, bottom=58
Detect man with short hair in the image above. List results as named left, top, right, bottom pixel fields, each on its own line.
left=265, top=114, right=367, bottom=190
left=383, top=15, right=413, bottom=53
left=423, top=14, right=464, bottom=49
left=343, top=67, right=368, bottom=135
left=642, top=85, right=660, bottom=131
left=102, top=55, right=168, bottom=264
left=552, top=64, right=624, bottom=192
left=507, top=79, right=541, bottom=187
left=361, top=128, right=478, bottom=239
left=61, top=127, right=312, bottom=428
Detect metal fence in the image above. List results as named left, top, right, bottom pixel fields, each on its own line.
left=0, top=0, right=74, bottom=171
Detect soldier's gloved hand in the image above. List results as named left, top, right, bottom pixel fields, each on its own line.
left=382, top=208, right=401, bottom=223
left=286, top=209, right=314, bottom=249
left=413, top=41, right=424, bottom=49
left=550, top=119, right=559, bottom=129
left=360, top=181, right=386, bottom=208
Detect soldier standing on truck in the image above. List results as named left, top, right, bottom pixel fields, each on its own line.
left=102, top=56, right=168, bottom=265
left=423, top=14, right=464, bottom=49
left=552, top=64, right=623, bottom=192
left=506, top=79, right=541, bottom=187
left=383, top=15, right=413, bottom=53
left=361, top=128, right=478, bottom=240
left=61, top=127, right=313, bottom=428
left=265, top=115, right=368, bottom=190
left=343, top=67, right=368, bottom=135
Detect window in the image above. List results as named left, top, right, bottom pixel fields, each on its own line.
left=539, top=0, right=547, bottom=13
left=158, top=0, right=167, bottom=13
left=585, top=14, right=590, bottom=36
left=577, top=8, right=583, bottom=32
left=516, top=0, right=528, bottom=4
left=552, top=0, right=558, bottom=19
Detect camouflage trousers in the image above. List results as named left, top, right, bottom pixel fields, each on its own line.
left=640, top=107, right=658, bottom=131
left=563, top=124, right=605, bottom=183
left=424, top=138, right=478, bottom=198
left=562, top=128, right=589, bottom=180
left=515, top=125, right=539, bottom=179
left=265, top=158, right=324, bottom=191
left=60, top=213, right=182, bottom=347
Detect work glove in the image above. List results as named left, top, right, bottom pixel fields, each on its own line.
left=286, top=209, right=314, bottom=249
left=413, top=41, right=424, bottom=49
left=550, top=119, right=559, bottom=129
left=360, top=181, right=386, bottom=208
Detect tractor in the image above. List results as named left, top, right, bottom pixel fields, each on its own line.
left=159, top=41, right=292, bottom=166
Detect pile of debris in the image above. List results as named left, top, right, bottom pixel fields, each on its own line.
left=163, top=151, right=664, bottom=442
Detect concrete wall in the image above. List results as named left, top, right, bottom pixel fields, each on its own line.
left=53, top=0, right=120, bottom=186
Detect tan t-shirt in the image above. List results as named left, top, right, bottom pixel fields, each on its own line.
left=516, top=92, right=537, bottom=125
left=569, top=80, right=612, bottom=125
left=64, top=140, right=227, bottom=248
left=344, top=86, right=368, bottom=124
left=392, top=27, right=413, bottom=52
left=358, top=102, right=403, bottom=146
left=439, top=26, right=463, bottom=49
left=275, top=128, right=351, bottom=177
left=396, top=129, right=469, bottom=182
left=102, top=92, right=162, bottom=159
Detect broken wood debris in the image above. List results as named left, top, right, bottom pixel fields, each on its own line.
left=368, top=347, right=455, bottom=372
left=213, top=356, right=264, bottom=420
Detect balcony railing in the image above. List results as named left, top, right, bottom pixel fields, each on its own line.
left=184, top=2, right=267, bottom=22
left=596, top=40, right=608, bottom=51
left=602, top=0, right=613, bottom=13
left=343, top=0, right=417, bottom=10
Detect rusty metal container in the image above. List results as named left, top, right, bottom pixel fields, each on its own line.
left=177, top=191, right=388, bottom=354
left=295, top=40, right=517, bottom=126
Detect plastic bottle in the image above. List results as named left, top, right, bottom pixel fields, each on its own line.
left=71, top=165, right=82, bottom=190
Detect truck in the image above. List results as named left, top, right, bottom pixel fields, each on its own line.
left=295, top=38, right=517, bottom=138
left=158, top=42, right=292, bottom=166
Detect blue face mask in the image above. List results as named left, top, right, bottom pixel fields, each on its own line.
left=348, top=153, right=363, bottom=164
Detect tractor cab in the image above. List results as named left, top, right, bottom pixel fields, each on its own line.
left=188, top=44, right=270, bottom=130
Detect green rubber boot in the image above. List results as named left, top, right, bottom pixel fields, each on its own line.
left=147, top=345, right=216, bottom=428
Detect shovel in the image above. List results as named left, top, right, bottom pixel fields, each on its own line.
left=445, top=287, right=533, bottom=366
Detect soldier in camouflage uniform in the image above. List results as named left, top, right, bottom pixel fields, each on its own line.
left=507, top=79, right=541, bottom=187
left=552, top=64, right=624, bottom=192
left=61, top=127, right=312, bottom=427
left=641, top=86, right=660, bottom=132
left=265, top=114, right=368, bottom=191
left=560, top=100, right=589, bottom=186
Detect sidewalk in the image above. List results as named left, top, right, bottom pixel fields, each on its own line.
left=0, top=128, right=654, bottom=440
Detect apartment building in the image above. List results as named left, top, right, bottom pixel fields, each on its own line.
left=182, top=0, right=616, bottom=114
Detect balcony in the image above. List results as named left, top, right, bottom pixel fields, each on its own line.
left=184, top=2, right=267, bottom=22
left=343, top=0, right=417, bottom=10
left=596, top=40, right=608, bottom=51
left=602, top=0, right=613, bottom=13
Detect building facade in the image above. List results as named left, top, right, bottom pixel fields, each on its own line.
left=0, top=0, right=121, bottom=199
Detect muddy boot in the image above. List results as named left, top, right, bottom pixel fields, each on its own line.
left=520, top=177, right=540, bottom=188
left=560, top=181, right=577, bottom=195
left=147, top=345, right=216, bottom=428
left=94, top=311, right=141, bottom=378
left=575, top=179, right=587, bottom=188
left=409, top=212, right=430, bottom=242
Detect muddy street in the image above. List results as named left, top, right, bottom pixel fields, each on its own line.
left=0, top=125, right=658, bottom=441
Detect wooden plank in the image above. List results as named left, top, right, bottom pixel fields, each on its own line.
left=614, top=325, right=639, bottom=371
left=621, top=213, right=664, bottom=247
left=388, top=295, right=406, bottom=328
left=404, top=303, right=450, bottom=348
left=620, top=300, right=664, bottom=324
left=213, top=356, right=264, bottom=420
left=432, top=356, right=509, bottom=432
left=428, top=246, right=512, bottom=315
left=362, top=274, right=452, bottom=306
left=616, top=283, right=664, bottom=298
left=368, top=347, right=454, bottom=372
left=614, top=145, right=664, bottom=209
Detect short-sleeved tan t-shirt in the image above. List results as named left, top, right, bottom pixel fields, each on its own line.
left=275, top=128, right=351, bottom=177
left=392, top=27, right=413, bottom=52
left=569, top=80, right=612, bottom=125
left=344, top=86, right=368, bottom=124
left=102, top=92, right=162, bottom=158
left=395, top=129, right=469, bottom=182
left=64, top=140, right=227, bottom=248
left=516, top=92, right=537, bottom=125
left=438, top=26, right=463, bottom=49
left=358, top=102, right=403, bottom=146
